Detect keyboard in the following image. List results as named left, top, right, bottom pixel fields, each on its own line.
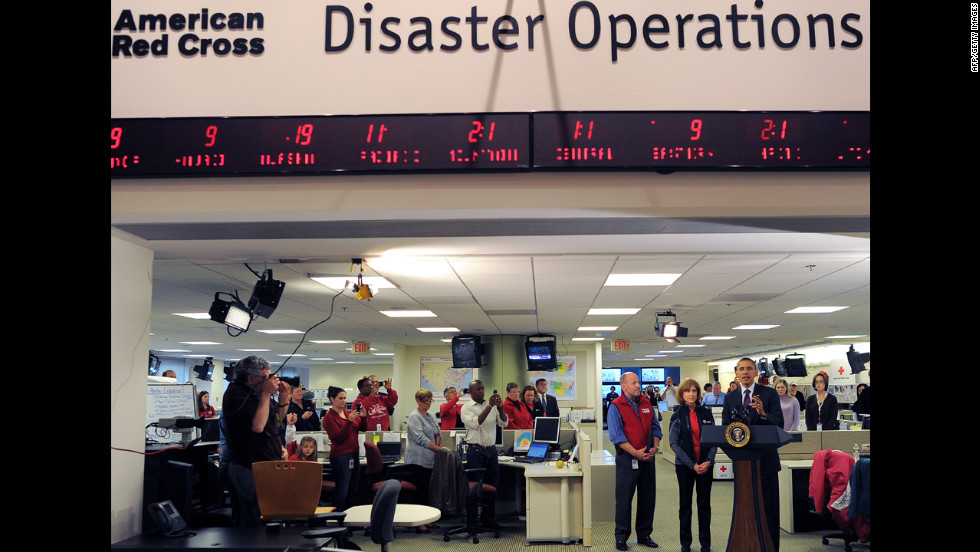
left=511, top=456, right=545, bottom=464
left=381, top=455, right=401, bottom=463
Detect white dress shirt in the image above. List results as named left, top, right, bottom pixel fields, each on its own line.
left=461, top=400, right=508, bottom=446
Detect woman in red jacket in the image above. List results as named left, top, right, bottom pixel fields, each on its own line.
left=440, top=386, right=464, bottom=429
left=322, top=386, right=362, bottom=511
left=503, top=382, right=534, bottom=430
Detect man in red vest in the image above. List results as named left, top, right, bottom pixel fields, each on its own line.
left=608, top=371, right=663, bottom=550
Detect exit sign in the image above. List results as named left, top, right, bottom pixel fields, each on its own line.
left=612, top=339, right=630, bottom=352
left=352, top=341, right=370, bottom=354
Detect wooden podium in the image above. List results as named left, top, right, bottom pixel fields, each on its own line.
left=701, top=425, right=792, bottom=552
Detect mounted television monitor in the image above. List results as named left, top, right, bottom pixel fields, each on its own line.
left=757, top=358, right=772, bottom=379
left=641, top=368, right=665, bottom=383
left=846, top=346, right=870, bottom=374
left=783, top=355, right=808, bottom=378
left=601, top=368, right=622, bottom=383
left=525, top=335, right=558, bottom=371
left=532, top=416, right=561, bottom=444
left=770, top=358, right=787, bottom=377
left=451, top=334, right=484, bottom=368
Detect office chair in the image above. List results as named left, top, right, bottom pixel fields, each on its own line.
left=370, top=479, right=402, bottom=552
left=371, top=463, right=419, bottom=503
left=252, top=460, right=350, bottom=547
left=808, top=451, right=869, bottom=552
left=443, top=468, right=499, bottom=544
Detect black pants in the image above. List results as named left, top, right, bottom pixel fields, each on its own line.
left=675, top=465, right=712, bottom=550
left=465, top=444, right=499, bottom=523
left=614, top=452, right=657, bottom=543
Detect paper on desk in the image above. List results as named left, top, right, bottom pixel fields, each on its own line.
left=382, top=432, right=401, bottom=442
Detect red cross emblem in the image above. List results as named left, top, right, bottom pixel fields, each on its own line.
left=838, top=366, right=845, bottom=375
left=719, top=465, right=727, bottom=473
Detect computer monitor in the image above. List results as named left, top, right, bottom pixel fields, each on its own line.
left=783, top=355, right=808, bottom=377
left=601, top=368, right=622, bottom=383
left=532, top=416, right=560, bottom=444
left=513, top=430, right=533, bottom=452
left=451, top=334, right=484, bottom=368
left=641, top=368, right=665, bottom=383
left=200, top=418, right=220, bottom=442
left=495, top=425, right=504, bottom=448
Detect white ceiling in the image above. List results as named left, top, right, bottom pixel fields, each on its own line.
left=120, top=215, right=870, bottom=371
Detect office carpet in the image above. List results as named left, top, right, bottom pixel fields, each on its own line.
left=338, top=434, right=869, bottom=552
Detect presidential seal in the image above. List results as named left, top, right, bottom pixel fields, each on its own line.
left=725, top=422, right=751, bottom=447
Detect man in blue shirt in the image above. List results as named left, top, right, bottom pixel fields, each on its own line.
left=608, top=372, right=663, bottom=550
left=703, top=381, right=725, bottom=405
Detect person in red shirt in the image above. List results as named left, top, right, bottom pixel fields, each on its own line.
left=502, top=382, right=534, bottom=430
left=197, top=391, right=216, bottom=418
left=352, top=376, right=399, bottom=431
left=440, top=386, right=465, bottom=430
left=289, top=436, right=319, bottom=461
left=322, top=386, right=362, bottom=511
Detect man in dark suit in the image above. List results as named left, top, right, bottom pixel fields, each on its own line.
left=722, top=358, right=784, bottom=551
left=535, top=378, right=560, bottom=418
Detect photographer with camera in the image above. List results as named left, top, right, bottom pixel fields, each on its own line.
left=352, top=375, right=398, bottom=431
left=221, top=355, right=292, bottom=527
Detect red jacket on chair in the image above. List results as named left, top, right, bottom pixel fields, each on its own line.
left=809, top=449, right=855, bottom=513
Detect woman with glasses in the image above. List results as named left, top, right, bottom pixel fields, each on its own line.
left=405, top=388, right=446, bottom=529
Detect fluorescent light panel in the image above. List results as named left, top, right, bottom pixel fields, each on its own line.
left=311, top=340, right=348, bottom=344
left=311, top=276, right=396, bottom=290
left=173, top=312, right=211, bottom=319
left=785, top=306, right=848, bottom=314
left=588, top=308, right=641, bottom=315
left=180, top=341, right=221, bottom=345
left=572, top=337, right=604, bottom=341
left=733, top=324, right=780, bottom=330
left=417, top=327, right=460, bottom=332
left=604, top=273, right=681, bottom=286
left=380, top=310, right=436, bottom=317
left=257, top=329, right=304, bottom=334
left=699, top=336, right=735, bottom=340
left=578, top=326, right=618, bottom=331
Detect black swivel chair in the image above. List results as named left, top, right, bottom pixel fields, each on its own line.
left=443, top=468, right=500, bottom=544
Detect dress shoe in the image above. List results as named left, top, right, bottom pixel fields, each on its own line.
left=680, top=548, right=691, bottom=552
left=637, top=537, right=659, bottom=548
left=616, top=541, right=629, bottom=551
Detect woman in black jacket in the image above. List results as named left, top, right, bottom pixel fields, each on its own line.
left=669, top=378, right=717, bottom=552
left=804, top=372, right=840, bottom=431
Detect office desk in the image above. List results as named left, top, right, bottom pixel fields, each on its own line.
left=111, top=526, right=332, bottom=551
left=778, top=459, right=814, bottom=534
left=341, top=504, right=441, bottom=527
left=501, top=461, right=584, bottom=544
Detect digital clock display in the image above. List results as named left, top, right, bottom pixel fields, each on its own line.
left=110, top=111, right=868, bottom=178
left=532, top=111, right=869, bottom=169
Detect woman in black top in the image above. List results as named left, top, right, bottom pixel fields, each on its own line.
left=668, top=378, right=716, bottom=552
left=804, top=372, right=839, bottom=430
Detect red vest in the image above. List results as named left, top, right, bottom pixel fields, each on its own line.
left=612, top=394, right=655, bottom=450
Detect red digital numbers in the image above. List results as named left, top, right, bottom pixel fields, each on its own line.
left=573, top=120, right=594, bottom=140
left=110, top=127, right=123, bottom=149
left=205, top=125, right=218, bottom=147
left=761, top=119, right=788, bottom=140
left=690, top=119, right=702, bottom=141
left=467, top=121, right=496, bottom=143
left=295, top=124, right=314, bottom=146
left=366, top=123, right=387, bottom=143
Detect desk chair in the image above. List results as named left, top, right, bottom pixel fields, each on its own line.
left=252, top=460, right=350, bottom=547
left=443, top=468, right=499, bottom=544
left=808, top=450, right=869, bottom=552
left=370, top=479, right=402, bottom=552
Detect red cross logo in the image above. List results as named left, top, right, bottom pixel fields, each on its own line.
left=838, top=366, right=845, bottom=375
left=719, top=465, right=727, bottom=473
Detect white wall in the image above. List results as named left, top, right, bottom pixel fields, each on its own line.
left=110, top=232, right=155, bottom=543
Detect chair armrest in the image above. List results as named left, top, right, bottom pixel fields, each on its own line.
left=309, top=511, right=348, bottom=526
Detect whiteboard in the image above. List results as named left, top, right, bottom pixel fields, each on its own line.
left=146, top=383, right=198, bottom=444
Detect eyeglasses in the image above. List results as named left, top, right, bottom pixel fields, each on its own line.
left=420, top=398, right=433, bottom=403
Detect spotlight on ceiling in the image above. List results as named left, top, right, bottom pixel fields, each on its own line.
left=351, top=258, right=373, bottom=300
left=248, top=269, right=286, bottom=319
left=148, top=353, right=161, bottom=375
left=209, top=292, right=253, bottom=333
left=655, top=310, right=689, bottom=343
left=193, top=357, right=215, bottom=381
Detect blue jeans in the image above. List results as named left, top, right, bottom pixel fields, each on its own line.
left=330, top=453, right=361, bottom=511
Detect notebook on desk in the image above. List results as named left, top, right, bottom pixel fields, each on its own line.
left=377, top=441, right=402, bottom=463
left=512, top=442, right=548, bottom=464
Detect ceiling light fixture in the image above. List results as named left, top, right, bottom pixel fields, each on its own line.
left=578, top=326, right=618, bottom=331
left=248, top=268, right=286, bottom=318
left=733, top=324, right=780, bottom=330
left=380, top=310, right=437, bottom=317
left=785, top=306, right=848, bottom=314
left=604, top=273, right=681, bottom=286
left=588, top=308, right=641, bottom=315
left=209, top=292, right=252, bottom=333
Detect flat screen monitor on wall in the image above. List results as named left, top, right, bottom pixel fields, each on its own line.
left=525, top=335, right=558, bottom=371
left=451, top=334, right=484, bottom=368
left=846, top=345, right=870, bottom=374
left=601, top=368, right=622, bottom=383
left=783, top=355, right=808, bottom=378
left=641, top=368, right=665, bottom=382
left=532, top=416, right=561, bottom=444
